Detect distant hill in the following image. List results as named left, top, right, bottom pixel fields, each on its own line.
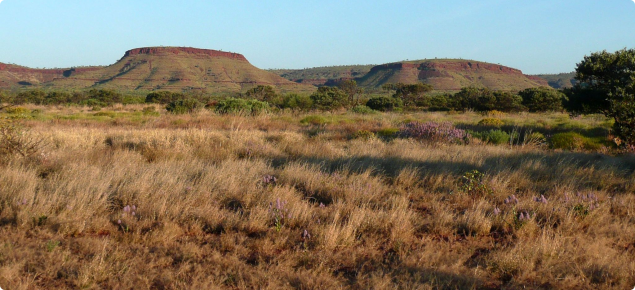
left=271, top=59, right=550, bottom=92
left=0, top=47, right=315, bottom=93
left=532, top=72, right=576, bottom=89
left=268, top=65, right=375, bottom=86
left=356, top=59, right=549, bottom=92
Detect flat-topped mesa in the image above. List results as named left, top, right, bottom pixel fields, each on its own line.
left=123, top=47, right=248, bottom=61
left=371, top=60, right=524, bottom=75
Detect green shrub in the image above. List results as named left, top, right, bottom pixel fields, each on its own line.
left=549, top=132, right=588, bottom=150
left=478, top=129, right=511, bottom=145
left=350, top=105, right=375, bottom=114
left=478, top=118, right=504, bottom=127
left=4, top=107, right=30, bottom=115
left=376, top=128, right=400, bottom=140
left=352, top=130, right=375, bottom=140
left=519, top=87, right=567, bottom=112
left=279, top=93, right=313, bottom=111
left=366, top=97, right=402, bottom=111
left=310, top=87, right=348, bottom=110
left=300, top=115, right=328, bottom=126
left=166, top=99, right=204, bottom=114
left=452, top=87, right=525, bottom=112
left=214, top=98, right=270, bottom=115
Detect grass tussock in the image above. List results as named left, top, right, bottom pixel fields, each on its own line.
left=0, top=107, right=634, bottom=289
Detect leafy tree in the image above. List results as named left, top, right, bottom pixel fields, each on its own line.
left=165, top=99, right=203, bottom=114
left=567, top=48, right=635, bottom=144
left=519, top=87, right=567, bottom=112
left=366, top=96, right=402, bottom=111
left=244, top=85, right=278, bottom=102
left=13, top=89, right=46, bottom=105
left=338, top=80, right=363, bottom=105
left=310, top=86, right=348, bottom=110
left=279, top=93, right=313, bottom=111
left=383, top=83, right=433, bottom=107
left=44, top=92, right=72, bottom=105
left=87, top=89, right=122, bottom=105
left=452, top=87, right=524, bottom=112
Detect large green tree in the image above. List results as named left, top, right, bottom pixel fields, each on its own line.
left=567, top=48, right=635, bottom=144
left=382, top=83, right=433, bottom=107
left=337, top=80, right=363, bottom=106
left=519, top=87, right=567, bottom=112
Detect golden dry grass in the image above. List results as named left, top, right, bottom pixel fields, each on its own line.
left=0, top=108, right=633, bottom=289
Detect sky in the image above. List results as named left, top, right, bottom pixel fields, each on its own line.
left=0, top=0, right=634, bottom=74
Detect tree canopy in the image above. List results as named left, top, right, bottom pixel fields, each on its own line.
left=567, top=48, right=635, bottom=144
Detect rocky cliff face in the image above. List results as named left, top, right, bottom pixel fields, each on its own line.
left=122, top=47, right=248, bottom=61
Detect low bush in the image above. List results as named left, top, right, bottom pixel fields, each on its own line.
left=474, top=129, right=511, bottom=145
left=376, top=128, right=400, bottom=140
left=351, top=130, right=375, bottom=140
left=214, top=98, right=270, bottom=115
left=478, top=118, right=504, bottom=127
left=300, top=115, right=328, bottom=126
left=350, top=105, right=375, bottom=114
left=549, top=132, right=596, bottom=150
left=278, top=93, right=313, bottom=111
left=166, top=99, right=204, bottom=114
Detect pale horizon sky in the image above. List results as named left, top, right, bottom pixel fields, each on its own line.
left=0, top=0, right=633, bottom=74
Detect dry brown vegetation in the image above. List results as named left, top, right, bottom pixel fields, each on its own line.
left=0, top=106, right=634, bottom=289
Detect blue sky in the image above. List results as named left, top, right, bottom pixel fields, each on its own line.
left=0, top=0, right=633, bottom=74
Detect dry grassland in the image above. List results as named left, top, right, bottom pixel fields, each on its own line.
left=0, top=107, right=634, bottom=289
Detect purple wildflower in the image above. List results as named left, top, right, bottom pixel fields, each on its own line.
left=399, top=121, right=468, bottom=144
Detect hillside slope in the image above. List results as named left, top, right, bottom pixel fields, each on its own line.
left=0, top=47, right=315, bottom=93
left=532, top=72, right=576, bottom=89
left=269, top=65, right=374, bottom=86
left=356, top=59, right=549, bottom=91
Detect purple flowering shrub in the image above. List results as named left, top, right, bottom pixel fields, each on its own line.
left=399, top=121, right=468, bottom=144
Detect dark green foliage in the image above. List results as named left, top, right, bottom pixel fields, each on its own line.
left=310, top=87, right=348, bottom=110
left=244, top=85, right=278, bottom=102
left=145, top=91, right=184, bottom=104
left=473, top=130, right=511, bottom=145
left=420, top=94, right=451, bottom=111
left=350, top=105, right=375, bottom=114
left=42, top=92, right=72, bottom=105
left=452, top=87, right=525, bottom=112
left=366, top=97, right=402, bottom=111
left=383, top=83, right=433, bottom=107
left=607, top=86, right=635, bottom=145
left=86, top=89, right=122, bottom=105
left=165, top=99, right=204, bottom=114
left=338, top=80, right=363, bottom=105
left=567, top=48, right=635, bottom=144
left=214, top=98, right=270, bottom=115
left=13, top=90, right=46, bottom=105
left=549, top=132, right=591, bottom=150
left=278, top=93, right=313, bottom=111
left=519, top=87, right=567, bottom=112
